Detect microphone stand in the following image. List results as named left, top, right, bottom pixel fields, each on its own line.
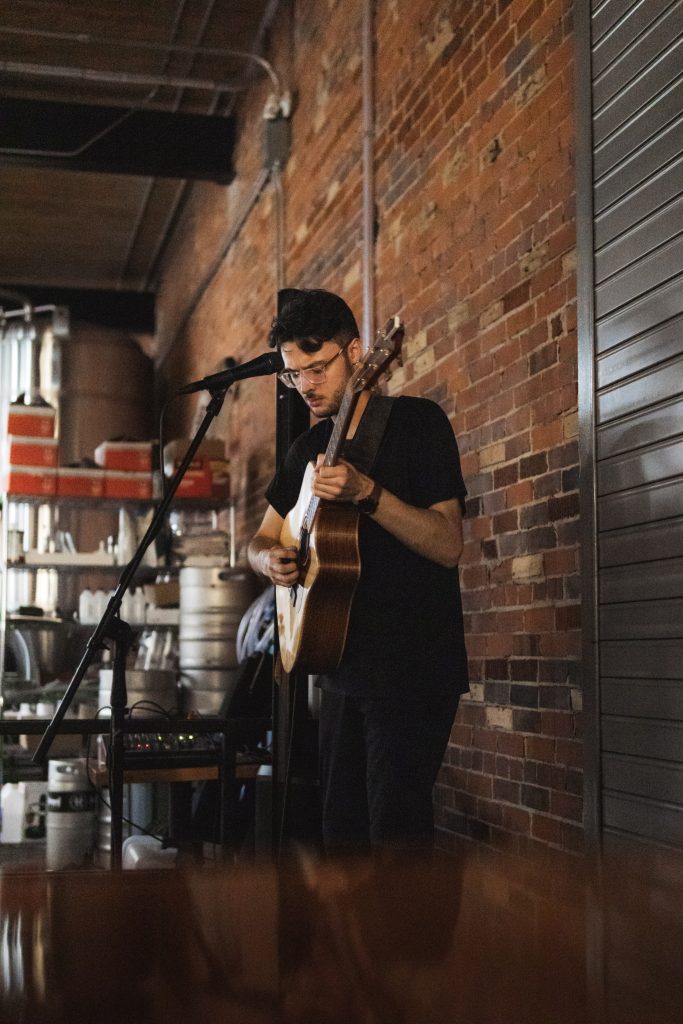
left=33, top=385, right=232, bottom=870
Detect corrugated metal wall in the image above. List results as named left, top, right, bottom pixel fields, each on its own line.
left=590, top=0, right=683, bottom=847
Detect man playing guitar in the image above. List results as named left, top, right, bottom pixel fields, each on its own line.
left=248, top=288, right=469, bottom=853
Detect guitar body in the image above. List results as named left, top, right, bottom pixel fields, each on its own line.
left=276, top=462, right=361, bottom=673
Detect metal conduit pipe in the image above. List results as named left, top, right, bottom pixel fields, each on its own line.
left=272, top=161, right=286, bottom=293
left=0, top=59, right=244, bottom=96
left=0, top=27, right=283, bottom=95
left=361, top=0, right=376, bottom=346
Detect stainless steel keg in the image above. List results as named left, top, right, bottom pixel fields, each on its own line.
left=179, top=566, right=257, bottom=713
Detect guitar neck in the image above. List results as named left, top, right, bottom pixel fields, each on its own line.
left=304, top=388, right=359, bottom=526
left=324, top=388, right=358, bottom=466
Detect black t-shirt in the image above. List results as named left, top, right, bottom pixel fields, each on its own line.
left=265, top=395, right=469, bottom=699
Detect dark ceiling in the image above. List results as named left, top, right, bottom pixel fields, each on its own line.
left=0, top=0, right=279, bottom=318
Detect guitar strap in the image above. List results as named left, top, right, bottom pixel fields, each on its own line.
left=343, top=392, right=395, bottom=476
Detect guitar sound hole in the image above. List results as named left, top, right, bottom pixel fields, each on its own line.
left=299, top=528, right=310, bottom=569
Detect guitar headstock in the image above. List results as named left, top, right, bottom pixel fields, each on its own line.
left=350, top=316, right=405, bottom=393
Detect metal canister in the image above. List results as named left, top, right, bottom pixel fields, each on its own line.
left=98, top=668, right=179, bottom=716
left=46, top=758, right=97, bottom=870
left=179, top=566, right=257, bottom=713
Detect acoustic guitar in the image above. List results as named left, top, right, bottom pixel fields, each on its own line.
left=276, top=317, right=405, bottom=673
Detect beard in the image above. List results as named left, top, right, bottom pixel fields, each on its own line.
left=304, top=376, right=349, bottom=419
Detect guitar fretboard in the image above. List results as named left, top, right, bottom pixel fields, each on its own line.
left=303, top=386, right=359, bottom=531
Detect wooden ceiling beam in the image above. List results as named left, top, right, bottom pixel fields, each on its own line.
left=6, top=284, right=155, bottom=332
left=0, top=97, right=236, bottom=182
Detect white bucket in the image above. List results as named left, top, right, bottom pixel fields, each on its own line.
left=46, top=758, right=97, bottom=870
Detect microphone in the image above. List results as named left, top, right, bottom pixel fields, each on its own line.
left=177, top=350, right=284, bottom=395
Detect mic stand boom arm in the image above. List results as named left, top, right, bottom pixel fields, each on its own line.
left=33, top=385, right=232, bottom=870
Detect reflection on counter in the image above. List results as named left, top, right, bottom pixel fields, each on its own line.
left=0, top=842, right=681, bottom=1024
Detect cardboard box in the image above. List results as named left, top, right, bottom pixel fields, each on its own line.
left=207, top=460, right=230, bottom=502
left=163, top=440, right=230, bottom=501
left=56, top=467, right=105, bottom=498
left=6, top=465, right=57, bottom=497
left=8, top=435, right=59, bottom=468
left=95, top=440, right=153, bottom=472
left=162, top=438, right=225, bottom=476
left=143, top=580, right=180, bottom=607
left=7, top=403, right=56, bottom=438
left=104, top=470, right=152, bottom=499
left=177, top=461, right=230, bottom=501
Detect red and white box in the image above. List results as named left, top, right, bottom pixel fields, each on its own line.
left=56, top=468, right=105, bottom=498
left=8, top=435, right=59, bottom=468
left=7, top=404, right=56, bottom=439
left=163, top=439, right=229, bottom=501
left=95, top=441, right=153, bottom=472
left=175, top=466, right=213, bottom=498
left=104, top=471, right=153, bottom=500
left=5, top=465, right=57, bottom=497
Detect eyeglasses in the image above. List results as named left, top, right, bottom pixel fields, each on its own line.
left=277, top=339, right=352, bottom=390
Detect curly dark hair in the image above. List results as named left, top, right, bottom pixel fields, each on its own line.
left=268, top=288, right=359, bottom=353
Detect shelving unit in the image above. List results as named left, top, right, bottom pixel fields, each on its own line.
left=0, top=491, right=229, bottom=710
left=2, top=496, right=123, bottom=723
left=8, top=562, right=121, bottom=573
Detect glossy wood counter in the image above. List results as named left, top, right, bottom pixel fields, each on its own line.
left=0, top=842, right=681, bottom=1023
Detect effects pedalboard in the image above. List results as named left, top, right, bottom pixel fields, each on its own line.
left=98, top=732, right=269, bottom=772
left=98, top=731, right=222, bottom=771
left=123, top=731, right=218, bottom=754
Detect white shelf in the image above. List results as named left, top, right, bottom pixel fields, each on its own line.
left=8, top=559, right=119, bottom=572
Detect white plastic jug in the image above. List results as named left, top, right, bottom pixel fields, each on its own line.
left=0, top=783, right=26, bottom=843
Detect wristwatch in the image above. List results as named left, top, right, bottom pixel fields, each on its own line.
left=355, top=480, right=382, bottom=515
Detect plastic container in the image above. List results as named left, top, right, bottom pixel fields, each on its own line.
left=78, top=588, right=95, bottom=623
left=0, top=783, right=26, bottom=843
left=122, top=835, right=177, bottom=870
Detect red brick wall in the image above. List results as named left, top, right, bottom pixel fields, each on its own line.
left=156, top=0, right=580, bottom=855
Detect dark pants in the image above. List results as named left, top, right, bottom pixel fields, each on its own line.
left=319, top=687, right=460, bottom=853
